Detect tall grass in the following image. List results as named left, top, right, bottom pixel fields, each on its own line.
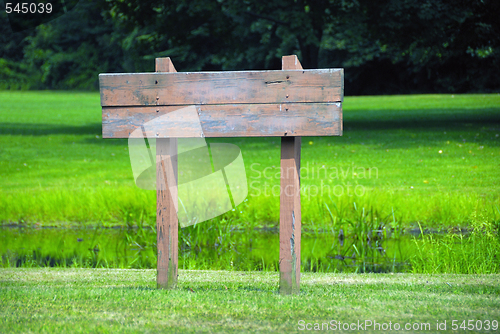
left=0, top=187, right=155, bottom=226
left=409, top=210, right=500, bottom=274
left=2, top=186, right=499, bottom=231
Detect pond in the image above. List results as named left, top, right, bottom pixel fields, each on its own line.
left=0, top=224, right=447, bottom=273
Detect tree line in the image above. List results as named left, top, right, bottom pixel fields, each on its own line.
left=1, top=0, right=499, bottom=95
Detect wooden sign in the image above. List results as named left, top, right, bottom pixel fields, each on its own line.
left=99, top=55, right=343, bottom=294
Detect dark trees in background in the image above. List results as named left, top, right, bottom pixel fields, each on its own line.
left=1, top=0, right=120, bottom=89
left=1, top=0, right=498, bottom=94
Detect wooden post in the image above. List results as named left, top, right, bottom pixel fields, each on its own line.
left=279, top=55, right=302, bottom=295
left=156, top=58, right=178, bottom=289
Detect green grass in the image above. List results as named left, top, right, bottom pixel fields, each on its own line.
left=0, top=92, right=499, bottom=228
left=409, top=212, right=500, bottom=274
left=1, top=268, right=499, bottom=333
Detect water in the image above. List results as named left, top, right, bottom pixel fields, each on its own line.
left=1, top=225, right=418, bottom=272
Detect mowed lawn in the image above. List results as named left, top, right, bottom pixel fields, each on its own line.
left=0, top=91, right=499, bottom=228
left=1, top=269, right=499, bottom=333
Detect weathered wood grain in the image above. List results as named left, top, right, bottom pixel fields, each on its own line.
left=279, top=55, right=302, bottom=295
left=99, top=69, right=343, bottom=107
left=102, top=103, right=342, bottom=138
left=155, top=57, right=178, bottom=290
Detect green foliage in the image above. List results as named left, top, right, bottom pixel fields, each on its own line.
left=2, top=1, right=122, bottom=90
left=364, top=0, right=500, bottom=93
left=0, top=58, right=39, bottom=90
left=1, top=0, right=498, bottom=93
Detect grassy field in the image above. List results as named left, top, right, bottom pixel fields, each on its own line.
left=1, top=268, right=499, bottom=333
left=1, top=91, right=499, bottom=229
left=1, top=93, right=499, bottom=333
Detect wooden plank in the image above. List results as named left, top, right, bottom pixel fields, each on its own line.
left=99, top=69, right=343, bottom=107
left=279, top=55, right=302, bottom=295
left=102, top=103, right=342, bottom=138
left=155, top=57, right=178, bottom=290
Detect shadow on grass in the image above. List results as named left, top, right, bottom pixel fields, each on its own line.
left=344, top=114, right=500, bottom=131
left=0, top=122, right=128, bottom=146
left=178, top=286, right=271, bottom=293
left=111, top=286, right=156, bottom=292
left=0, top=122, right=102, bottom=136
left=2, top=110, right=499, bottom=150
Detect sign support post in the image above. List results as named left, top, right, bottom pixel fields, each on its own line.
left=99, top=55, right=343, bottom=294
left=155, top=58, right=178, bottom=289
left=279, top=55, right=302, bottom=294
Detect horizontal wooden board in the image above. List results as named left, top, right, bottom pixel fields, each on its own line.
left=100, top=69, right=343, bottom=107
left=102, top=103, right=342, bottom=138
